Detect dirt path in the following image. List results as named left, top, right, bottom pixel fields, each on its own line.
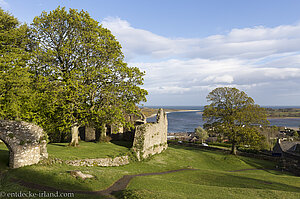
left=10, top=168, right=196, bottom=198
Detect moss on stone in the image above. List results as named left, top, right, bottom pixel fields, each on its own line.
left=8, top=133, right=14, bottom=139
left=19, top=140, right=25, bottom=145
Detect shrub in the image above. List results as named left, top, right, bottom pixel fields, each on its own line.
left=208, top=142, right=231, bottom=148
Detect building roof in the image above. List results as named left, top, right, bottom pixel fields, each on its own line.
left=279, top=141, right=300, bottom=153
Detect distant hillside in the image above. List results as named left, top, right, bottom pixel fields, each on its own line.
left=266, top=108, right=300, bottom=118
left=142, top=107, right=300, bottom=118
left=141, top=107, right=200, bottom=118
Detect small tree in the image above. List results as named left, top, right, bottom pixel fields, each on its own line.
left=203, top=87, right=269, bottom=155
left=194, top=126, right=208, bottom=143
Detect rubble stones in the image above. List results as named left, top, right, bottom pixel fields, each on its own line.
left=65, top=156, right=129, bottom=167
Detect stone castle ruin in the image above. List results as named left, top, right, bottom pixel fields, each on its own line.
left=79, top=108, right=168, bottom=160
left=0, top=109, right=167, bottom=169
left=0, top=120, right=48, bottom=168
left=132, top=108, right=168, bottom=160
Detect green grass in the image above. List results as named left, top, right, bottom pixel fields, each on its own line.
left=0, top=142, right=299, bottom=198
left=47, top=141, right=131, bottom=160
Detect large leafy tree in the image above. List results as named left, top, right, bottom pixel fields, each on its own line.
left=31, top=7, right=147, bottom=146
left=203, top=87, right=269, bottom=154
left=0, top=8, right=34, bottom=120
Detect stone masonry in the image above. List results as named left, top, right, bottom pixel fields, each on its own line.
left=85, top=126, right=96, bottom=141
left=0, top=120, right=48, bottom=168
left=132, top=108, right=168, bottom=160
left=65, top=156, right=129, bottom=167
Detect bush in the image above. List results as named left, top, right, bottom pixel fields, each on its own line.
left=238, top=147, right=259, bottom=154
left=208, top=142, right=231, bottom=148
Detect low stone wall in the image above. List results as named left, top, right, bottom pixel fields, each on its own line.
left=0, top=120, right=48, bottom=168
left=65, top=156, right=129, bottom=167
left=132, top=109, right=168, bottom=160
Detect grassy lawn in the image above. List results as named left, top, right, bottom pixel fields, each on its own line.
left=47, top=141, right=131, bottom=160
left=0, top=142, right=299, bottom=198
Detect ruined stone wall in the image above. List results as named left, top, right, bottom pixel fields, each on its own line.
left=65, top=156, right=129, bottom=167
left=85, top=126, right=96, bottom=141
left=132, top=108, right=168, bottom=160
left=0, top=120, right=48, bottom=168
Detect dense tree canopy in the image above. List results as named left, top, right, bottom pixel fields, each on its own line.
left=30, top=7, right=147, bottom=145
left=203, top=87, right=269, bottom=154
left=0, top=8, right=34, bottom=120
left=0, top=7, right=147, bottom=145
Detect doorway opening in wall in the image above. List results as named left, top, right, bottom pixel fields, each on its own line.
left=0, top=140, right=9, bottom=169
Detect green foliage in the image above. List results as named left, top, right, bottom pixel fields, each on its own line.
left=19, top=140, right=25, bottom=145
left=0, top=8, right=35, bottom=121
left=203, top=87, right=269, bottom=154
left=0, top=7, right=147, bottom=144
left=293, top=131, right=299, bottom=138
left=29, top=7, right=147, bottom=142
left=194, top=126, right=208, bottom=143
left=208, top=142, right=232, bottom=148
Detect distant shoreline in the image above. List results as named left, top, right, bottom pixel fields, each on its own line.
left=145, top=108, right=300, bottom=120
left=147, top=109, right=201, bottom=118
left=267, top=116, right=300, bottom=119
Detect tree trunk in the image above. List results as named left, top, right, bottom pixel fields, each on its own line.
left=69, top=124, right=79, bottom=147
left=231, top=143, right=237, bottom=155
left=100, top=123, right=107, bottom=139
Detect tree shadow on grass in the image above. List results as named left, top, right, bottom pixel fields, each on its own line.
left=145, top=170, right=300, bottom=193
left=110, top=140, right=133, bottom=149
left=218, top=173, right=300, bottom=193
left=0, top=143, right=113, bottom=198
left=0, top=147, right=105, bottom=197
left=49, top=143, right=69, bottom=147
left=169, top=143, right=230, bottom=154
left=168, top=143, right=294, bottom=176
left=3, top=164, right=109, bottom=199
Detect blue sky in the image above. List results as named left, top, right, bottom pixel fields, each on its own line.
left=1, top=0, right=300, bottom=106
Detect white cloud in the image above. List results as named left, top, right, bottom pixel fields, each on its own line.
left=204, top=75, right=234, bottom=83
left=0, top=0, right=9, bottom=9
left=102, top=17, right=300, bottom=61
left=102, top=17, right=300, bottom=105
left=134, top=58, right=300, bottom=94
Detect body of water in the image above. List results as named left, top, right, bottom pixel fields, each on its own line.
left=146, top=106, right=300, bottom=132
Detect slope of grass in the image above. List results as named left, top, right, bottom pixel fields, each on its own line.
left=0, top=142, right=299, bottom=198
